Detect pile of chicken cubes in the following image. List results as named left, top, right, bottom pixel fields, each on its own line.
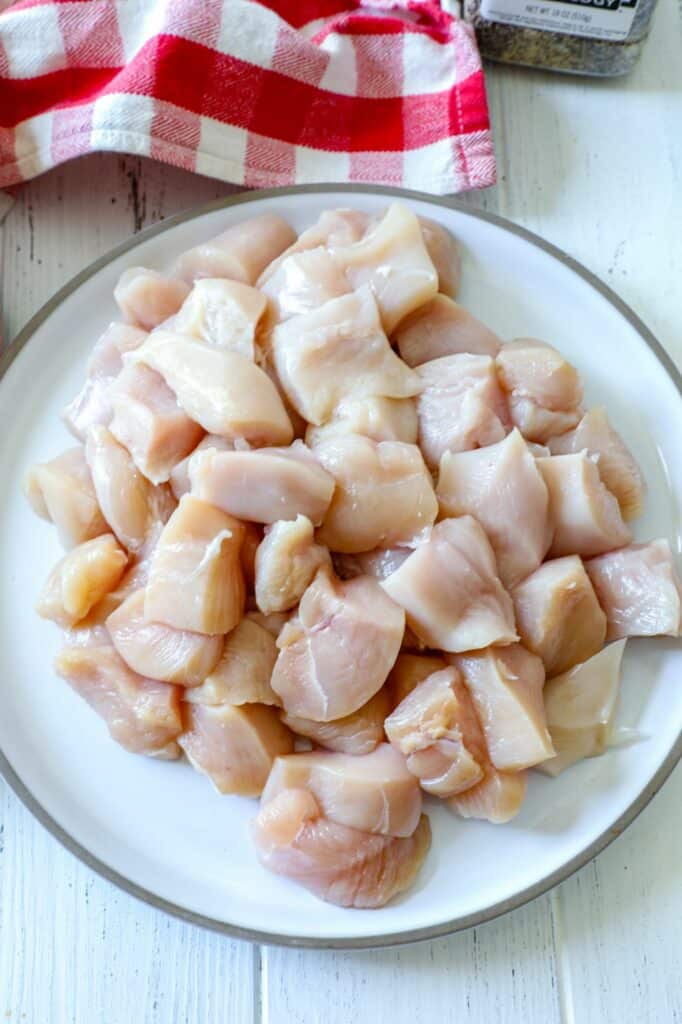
left=25, top=203, right=681, bottom=909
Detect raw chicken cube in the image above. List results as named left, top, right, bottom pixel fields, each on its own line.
left=106, top=590, right=223, bottom=686
left=271, top=568, right=404, bottom=721
left=145, top=495, right=245, bottom=635
left=453, top=645, right=554, bottom=771
left=394, top=295, right=500, bottom=366
left=305, top=396, right=418, bottom=447
left=585, top=540, right=682, bottom=639
left=36, top=534, right=128, bottom=628
left=547, top=407, right=645, bottom=520
left=173, top=278, right=267, bottom=358
left=109, top=362, right=203, bottom=484
left=386, top=652, right=449, bottom=706
left=538, top=452, right=632, bottom=558
left=169, top=434, right=232, bottom=500
left=55, top=639, right=182, bottom=758
left=512, top=555, right=607, bottom=675
left=437, top=428, right=551, bottom=588
left=253, top=788, right=431, bottom=909
left=188, top=442, right=335, bottom=526
left=385, top=668, right=486, bottom=796
left=180, top=702, right=294, bottom=795
left=331, top=203, right=438, bottom=333
left=333, top=547, right=410, bottom=583
left=539, top=640, right=627, bottom=777
left=174, top=213, right=296, bottom=285
left=259, top=247, right=350, bottom=323
left=380, top=517, right=518, bottom=653
left=261, top=744, right=422, bottom=837
left=271, top=286, right=421, bottom=425
left=185, top=617, right=280, bottom=706
left=418, top=216, right=461, bottom=297
left=448, top=766, right=527, bottom=824
left=255, top=515, right=330, bottom=614
left=314, top=435, right=438, bottom=554
left=131, top=330, right=293, bottom=445
left=256, top=208, right=371, bottom=290
left=281, top=688, right=390, bottom=756
left=496, top=338, right=583, bottom=442
left=416, top=353, right=509, bottom=469
left=85, top=425, right=176, bottom=553
left=24, top=446, right=108, bottom=549
left=114, top=267, right=190, bottom=330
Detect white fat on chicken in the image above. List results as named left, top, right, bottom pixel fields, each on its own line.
left=585, top=541, right=682, bottom=639
left=36, top=534, right=128, bottom=628
left=386, top=652, right=449, bottom=707
left=174, top=213, right=296, bottom=285
left=512, top=555, right=607, bottom=676
left=169, top=434, right=232, bottom=500
left=416, top=353, right=510, bottom=470
left=539, top=639, right=627, bottom=776
left=496, top=338, right=583, bottom=442
left=394, top=295, right=500, bottom=367
left=114, top=267, right=190, bottom=331
left=315, top=435, right=438, bottom=554
left=380, top=516, right=518, bottom=653
left=333, top=547, right=410, bottom=583
left=259, top=247, right=350, bottom=324
left=253, top=788, right=431, bottom=909
left=173, top=278, right=266, bottom=359
left=255, top=515, right=330, bottom=615
left=186, top=617, right=280, bottom=706
left=24, top=446, right=108, bottom=549
left=305, top=395, right=418, bottom=447
left=437, top=428, right=551, bottom=588
left=271, top=568, right=404, bottom=722
left=271, top=286, right=421, bottom=426
left=538, top=452, right=632, bottom=558
left=281, top=688, right=391, bottom=756
left=417, top=216, right=461, bottom=298
left=547, top=407, right=645, bottom=520
left=145, top=495, right=245, bottom=635
left=189, top=442, right=335, bottom=526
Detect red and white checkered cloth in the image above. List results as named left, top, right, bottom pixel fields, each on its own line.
left=0, top=0, right=495, bottom=194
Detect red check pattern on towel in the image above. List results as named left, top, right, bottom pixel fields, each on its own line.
left=0, top=0, right=495, bottom=193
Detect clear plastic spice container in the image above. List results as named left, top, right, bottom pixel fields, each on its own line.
left=463, top=0, right=660, bottom=76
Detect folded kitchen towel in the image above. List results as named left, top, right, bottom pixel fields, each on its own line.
left=0, top=0, right=495, bottom=194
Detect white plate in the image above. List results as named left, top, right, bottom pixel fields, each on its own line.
left=0, top=186, right=680, bottom=948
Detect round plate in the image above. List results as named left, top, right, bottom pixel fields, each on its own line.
left=0, top=186, right=680, bottom=949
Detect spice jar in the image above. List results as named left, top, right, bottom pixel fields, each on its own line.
left=463, top=0, right=660, bottom=76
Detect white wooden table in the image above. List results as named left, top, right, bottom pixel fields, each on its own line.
left=1, top=3, right=681, bottom=1018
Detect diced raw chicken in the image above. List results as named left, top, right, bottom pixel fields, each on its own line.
left=448, top=766, right=527, bottom=824
left=331, top=203, right=438, bottom=333
left=72, top=548, right=154, bottom=631
left=109, top=363, right=203, bottom=484
left=305, top=396, right=418, bottom=447
left=174, top=214, right=296, bottom=285
left=496, top=339, right=583, bottom=442
left=386, top=652, right=449, bottom=706
left=259, top=247, right=350, bottom=323
left=169, top=434, right=231, bottom=500
left=394, top=295, right=501, bottom=366
left=260, top=209, right=372, bottom=283
left=106, top=590, right=223, bottom=686
left=24, top=447, right=108, bottom=549
left=418, top=216, right=461, bottom=297
left=547, top=407, right=645, bottom=520
left=385, top=668, right=486, bottom=796
left=416, top=353, right=509, bottom=470
left=62, top=322, right=147, bottom=440
left=131, top=331, right=293, bottom=444
left=261, top=744, right=421, bottom=837
left=315, top=435, right=438, bottom=554
left=145, top=495, right=245, bottom=634
left=255, top=515, right=330, bottom=614
left=271, top=287, right=421, bottom=425
left=453, top=645, right=554, bottom=771
left=55, top=638, right=182, bottom=758
left=538, top=452, right=632, bottom=558
left=240, top=522, right=262, bottom=591
left=539, top=640, right=627, bottom=777
left=85, top=425, right=175, bottom=553
left=188, top=442, right=335, bottom=526
left=281, top=688, right=391, bottom=756
left=172, top=278, right=267, bottom=358
left=186, top=617, right=280, bottom=706
left=36, top=534, right=128, bottom=628
left=437, top=429, right=551, bottom=588
left=333, top=547, right=410, bottom=582
left=585, top=540, right=682, bottom=639
left=271, top=569, right=404, bottom=721
left=180, top=702, right=294, bottom=795
left=381, top=517, right=518, bottom=653
left=253, top=788, right=431, bottom=909
left=246, top=609, right=291, bottom=638
left=512, top=555, right=607, bottom=675
left=114, top=267, right=190, bottom=331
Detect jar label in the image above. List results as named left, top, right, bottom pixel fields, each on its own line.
left=478, top=0, right=638, bottom=40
